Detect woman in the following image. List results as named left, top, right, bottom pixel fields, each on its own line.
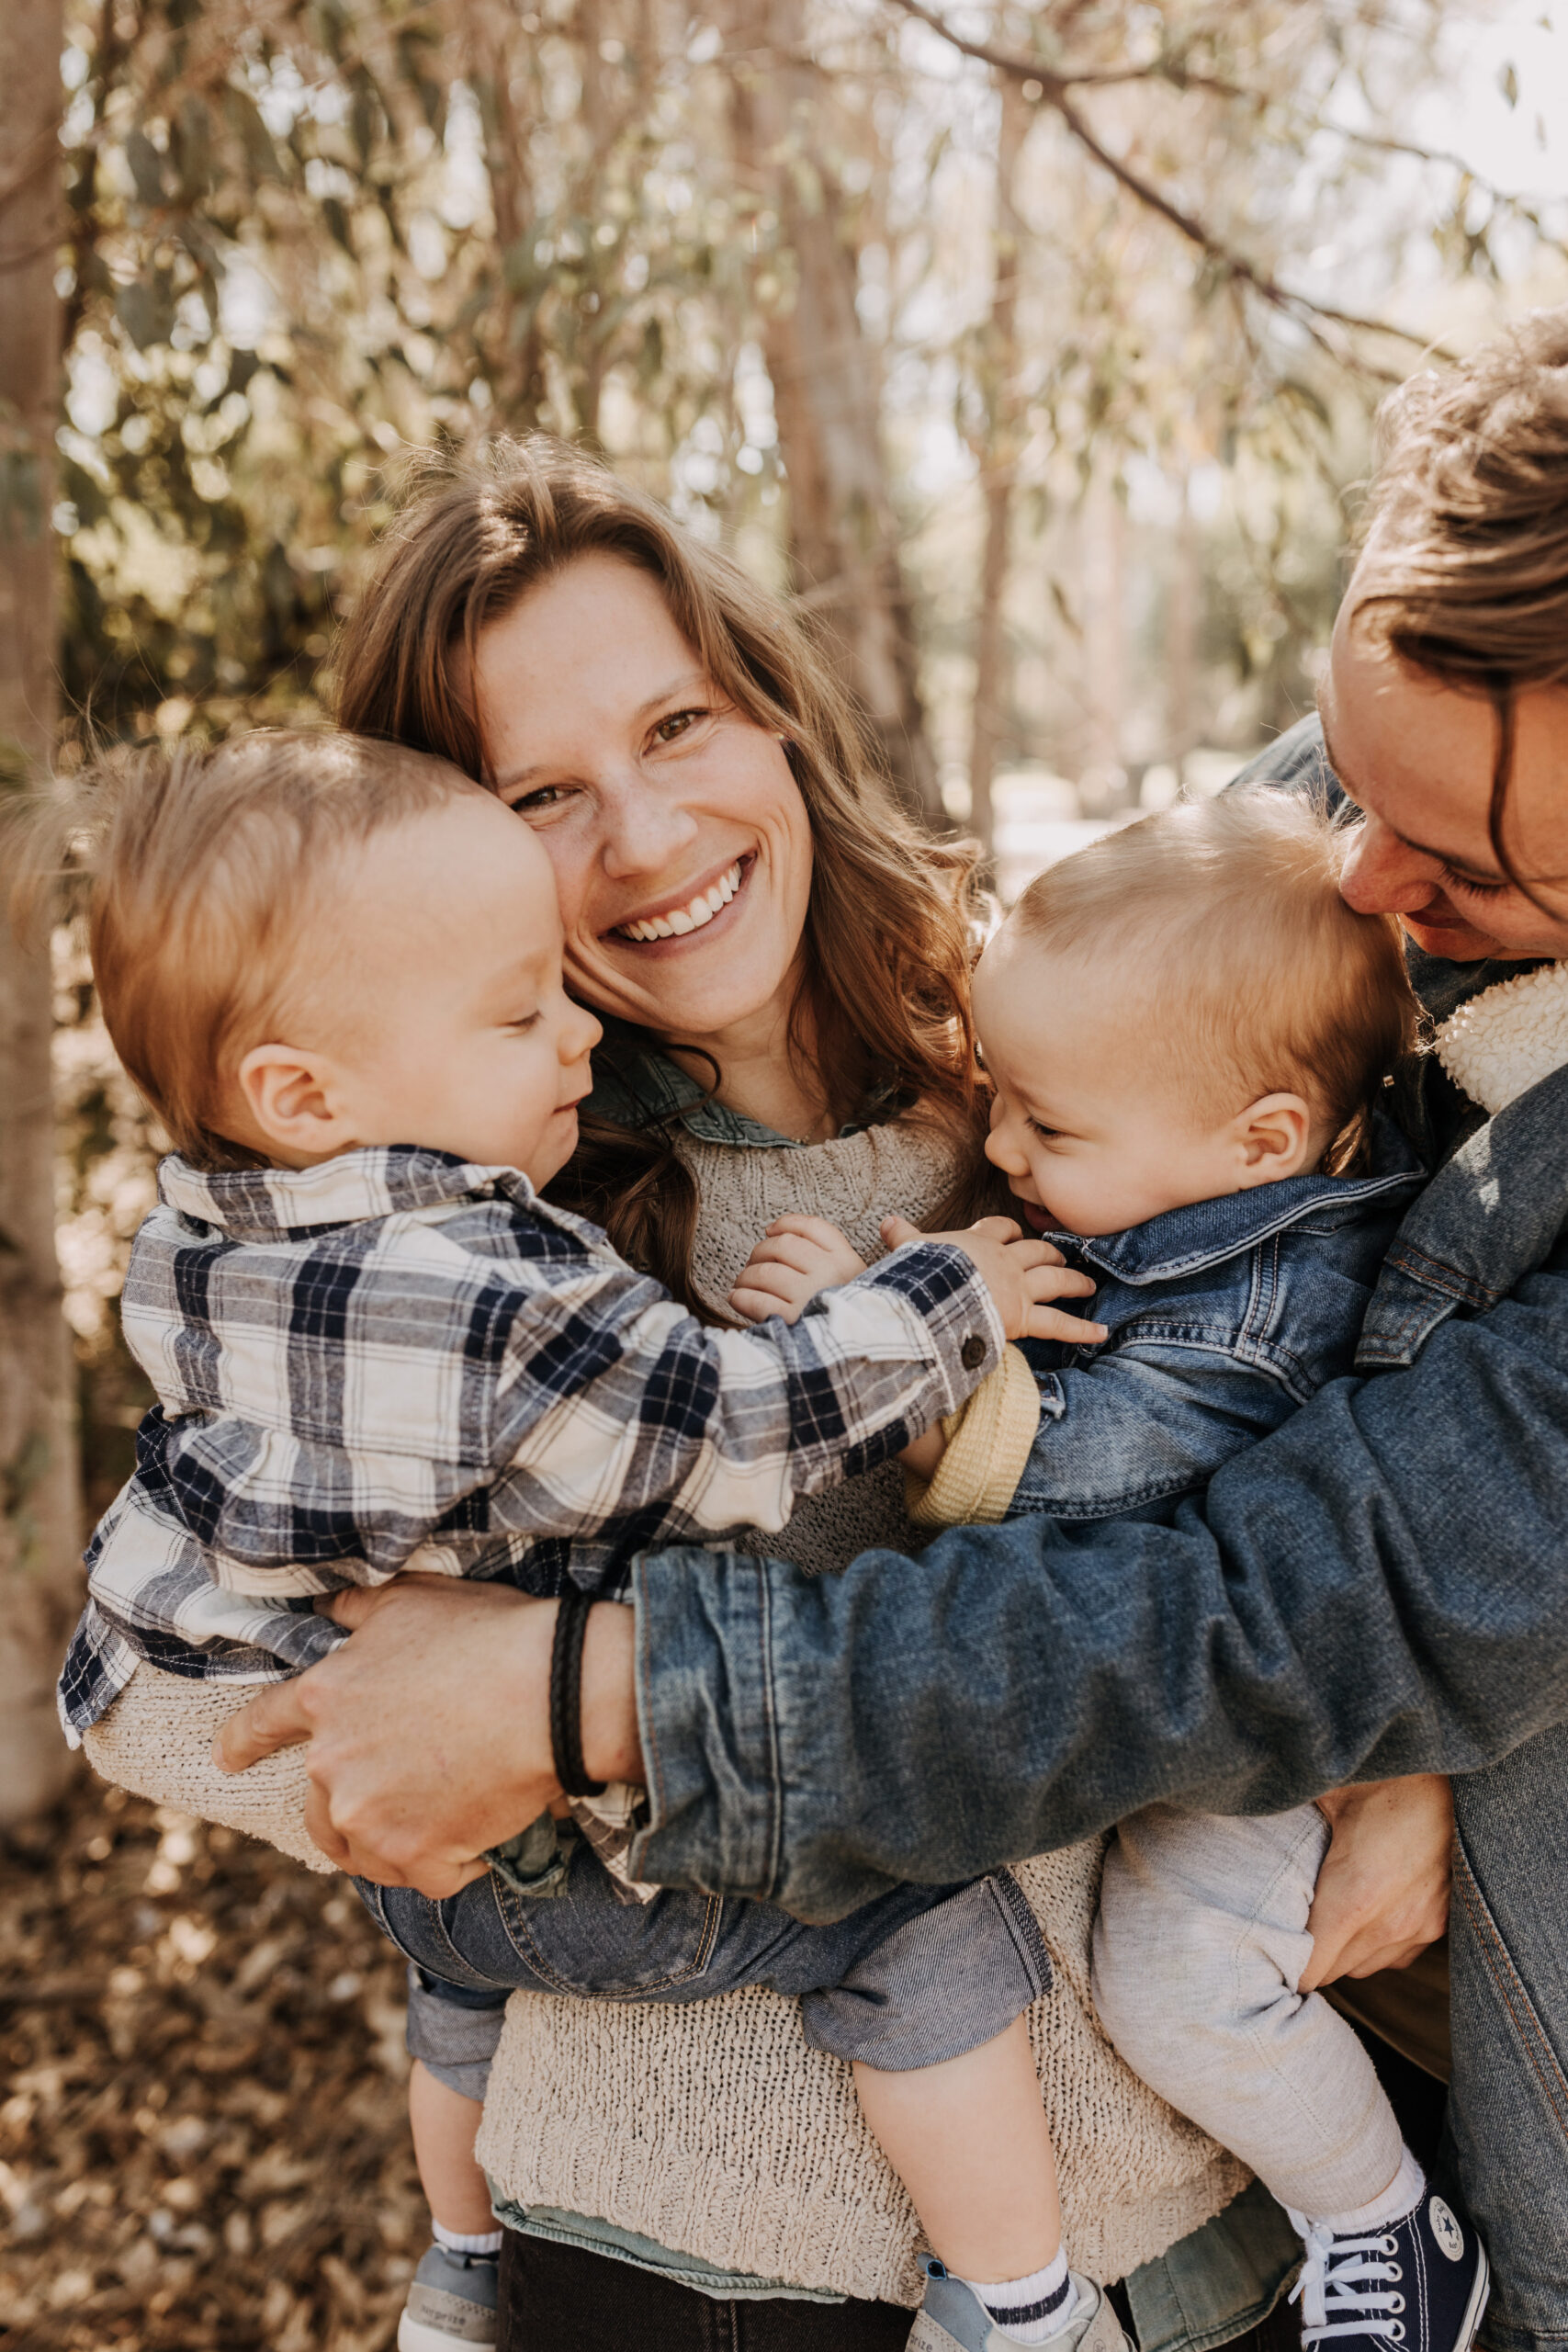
left=322, top=443, right=1304, bottom=2339
left=219, top=316, right=1568, bottom=2344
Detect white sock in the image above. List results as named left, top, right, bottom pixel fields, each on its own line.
left=1291, top=2144, right=1427, bottom=2240
left=962, top=2248, right=1077, bottom=2344
left=433, top=2222, right=503, bottom=2257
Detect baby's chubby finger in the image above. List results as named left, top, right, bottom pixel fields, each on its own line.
left=1019, top=1262, right=1098, bottom=1304
left=763, top=1216, right=851, bottom=1246
left=1025, top=1304, right=1109, bottom=1345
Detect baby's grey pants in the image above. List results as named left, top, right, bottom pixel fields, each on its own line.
left=1093, top=1802, right=1407, bottom=2222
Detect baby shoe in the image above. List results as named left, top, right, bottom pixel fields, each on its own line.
left=397, top=2242, right=500, bottom=2351
left=1291, top=2189, right=1489, bottom=2352
left=908, top=2258, right=1129, bottom=2352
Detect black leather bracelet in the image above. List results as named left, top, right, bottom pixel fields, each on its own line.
left=549, top=1587, right=606, bottom=1799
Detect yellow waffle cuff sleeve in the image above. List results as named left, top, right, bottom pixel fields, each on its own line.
left=903, top=1343, right=1042, bottom=1529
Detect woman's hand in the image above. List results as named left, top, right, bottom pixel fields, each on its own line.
left=882, top=1215, right=1107, bottom=1347
left=730, top=1216, right=870, bottom=1323
left=210, top=1577, right=641, bottom=1896
left=1301, top=1774, right=1454, bottom=1986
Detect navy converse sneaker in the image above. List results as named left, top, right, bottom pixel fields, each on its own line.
left=398, top=2243, right=500, bottom=2351
left=1290, top=2190, right=1488, bottom=2352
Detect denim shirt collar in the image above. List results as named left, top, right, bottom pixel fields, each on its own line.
left=1037, top=1127, right=1426, bottom=1289
left=158, top=1146, right=539, bottom=1241
left=583, top=1017, right=897, bottom=1150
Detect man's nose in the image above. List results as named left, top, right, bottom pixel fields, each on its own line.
left=597, top=771, right=701, bottom=878
left=1338, top=813, right=1444, bottom=917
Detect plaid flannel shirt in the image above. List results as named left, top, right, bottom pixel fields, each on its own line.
left=61, top=1147, right=1002, bottom=1742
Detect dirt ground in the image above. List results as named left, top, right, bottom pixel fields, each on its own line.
left=1, top=1765, right=427, bottom=2350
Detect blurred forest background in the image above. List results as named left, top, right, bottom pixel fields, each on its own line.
left=4, top=0, right=1568, bottom=2342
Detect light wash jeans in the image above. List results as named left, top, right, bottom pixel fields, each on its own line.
left=1092, top=1802, right=1405, bottom=2221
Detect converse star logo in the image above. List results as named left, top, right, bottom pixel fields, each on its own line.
left=1429, top=2198, right=1465, bottom=2262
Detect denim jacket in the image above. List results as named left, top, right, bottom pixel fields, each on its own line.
left=1009, top=1136, right=1422, bottom=1528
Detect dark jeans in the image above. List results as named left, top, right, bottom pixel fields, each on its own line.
left=492, top=2232, right=1312, bottom=2352
left=495, top=2228, right=916, bottom=2349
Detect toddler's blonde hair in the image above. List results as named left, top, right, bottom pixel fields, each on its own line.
left=13, top=729, right=482, bottom=1170
left=1007, top=788, right=1417, bottom=1156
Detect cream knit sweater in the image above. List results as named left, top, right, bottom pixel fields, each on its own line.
left=86, top=1115, right=1247, bottom=2305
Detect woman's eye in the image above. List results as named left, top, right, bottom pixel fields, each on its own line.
left=508, top=1012, right=542, bottom=1033
left=507, top=782, right=572, bottom=816
left=650, top=707, right=709, bottom=747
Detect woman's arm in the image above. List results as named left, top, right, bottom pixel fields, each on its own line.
left=627, top=1268, right=1568, bottom=1919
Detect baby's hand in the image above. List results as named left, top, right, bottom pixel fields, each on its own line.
left=730, top=1216, right=871, bottom=1325
left=881, top=1214, right=1107, bottom=1347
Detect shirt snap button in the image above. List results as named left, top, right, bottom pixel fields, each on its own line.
left=960, top=1335, right=986, bottom=1370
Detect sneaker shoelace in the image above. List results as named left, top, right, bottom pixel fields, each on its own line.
left=1290, top=2222, right=1408, bottom=2346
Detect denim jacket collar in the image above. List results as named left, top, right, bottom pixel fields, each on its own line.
left=158, top=1145, right=540, bottom=1242
left=1037, top=1131, right=1426, bottom=1289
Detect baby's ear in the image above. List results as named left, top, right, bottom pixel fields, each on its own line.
left=234, top=1042, right=352, bottom=1160
left=1232, top=1091, right=1314, bottom=1186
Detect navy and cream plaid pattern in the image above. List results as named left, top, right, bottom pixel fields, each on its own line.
left=61, top=1147, right=1000, bottom=1739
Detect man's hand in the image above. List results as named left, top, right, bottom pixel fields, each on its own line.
left=212, top=1577, right=640, bottom=1896
left=881, top=1215, right=1107, bottom=1347
left=730, top=1216, right=870, bottom=1324
left=1301, top=1774, right=1454, bottom=1986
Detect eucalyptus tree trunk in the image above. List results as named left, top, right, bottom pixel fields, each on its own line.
left=0, top=0, right=79, bottom=1823
left=966, top=75, right=1029, bottom=876
left=728, top=0, right=941, bottom=828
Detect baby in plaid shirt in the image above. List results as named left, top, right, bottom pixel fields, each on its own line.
left=48, top=730, right=1110, bottom=2352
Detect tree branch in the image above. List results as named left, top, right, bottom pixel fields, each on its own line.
left=884, top=0, right=1461, bottom=366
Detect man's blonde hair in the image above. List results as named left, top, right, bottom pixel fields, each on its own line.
left=1007, top=788, right=1417, bottom=1152
left=16, top=729, right=481, bottom=1169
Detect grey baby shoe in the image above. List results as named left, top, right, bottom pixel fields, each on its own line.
left=908, top=2259, right=1129, bottom=2352
left=397, top=2243, right=500, bottom=2351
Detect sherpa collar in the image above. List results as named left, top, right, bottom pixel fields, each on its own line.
left=1433, top=961, right=1568, bottom=1115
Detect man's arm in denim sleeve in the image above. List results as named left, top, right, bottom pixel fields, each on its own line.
left=626, top=1261, right=1568, bottom=1925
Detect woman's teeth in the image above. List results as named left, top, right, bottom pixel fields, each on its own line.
left=617, top=861, right=742, bottom=942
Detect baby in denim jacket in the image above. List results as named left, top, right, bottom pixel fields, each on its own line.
left=44, top=729, right=1122, bottom=2352
left=768, top=791, right=1489, bottom=2352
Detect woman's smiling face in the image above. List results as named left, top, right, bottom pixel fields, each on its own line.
left=469, top=553, right=815, bottom=1046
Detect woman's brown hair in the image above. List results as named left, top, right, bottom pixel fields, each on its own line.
left=1351, top=305, right=1568, bottom=893
left=334, top=436, right=984, bottom=1309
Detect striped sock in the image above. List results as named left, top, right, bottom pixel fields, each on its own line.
left=433, top=2222, right=503, bottom=2257
left=962, top=2249, right=1077, bottom=2345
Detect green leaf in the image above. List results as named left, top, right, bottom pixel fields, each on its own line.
left=225, top=86, right=284, bottom=183
left=124, top=127, right=167, bottom=207
left=172, top=96, right=214, bottom=198
left=115, top=275, right=175, bottom=351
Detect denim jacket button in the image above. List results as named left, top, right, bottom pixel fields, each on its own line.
left=960, top=1335, right=987, bottom=1370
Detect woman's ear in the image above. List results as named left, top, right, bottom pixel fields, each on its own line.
left=235, top=1041, right=357, bottom=1164
left=1231, top=1091, right=1314, bottom=1188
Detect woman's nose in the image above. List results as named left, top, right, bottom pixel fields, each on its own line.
left=596, top=773, right=701, bottom=879
left=1339, top=813, right=1444, bottom=917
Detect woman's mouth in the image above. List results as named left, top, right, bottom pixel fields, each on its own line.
left=611, top=856, right=750, bottom=945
